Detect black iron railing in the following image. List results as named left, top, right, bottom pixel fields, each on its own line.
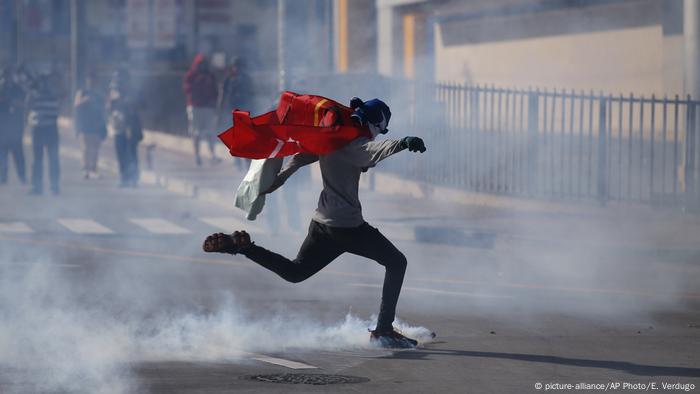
left=299, top=74, right=700, bottom=207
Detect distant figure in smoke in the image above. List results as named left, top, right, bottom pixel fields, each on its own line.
left=12, top=64, right=33, bottom=92
left=0, top=66, right=27, bottom=185
left=184, top=54, right=220, bottom=167
left=26, top=75, right=60, bottom=195
left=73, top=72, right=107, bottom=180
left=203, top=96, right=427, bottom=348
left=218, top=57, right=254, bottom=170
left=107, top=69, right=142, bottom=187
left=259, top=97, right=307, bottom=235
left=264, top=155, right=306, bottom=235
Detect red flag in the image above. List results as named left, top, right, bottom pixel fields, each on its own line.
left=218, top=91, right=371, bottom=159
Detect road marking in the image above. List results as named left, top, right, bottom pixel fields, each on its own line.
left=129, top=218, right=191, bottom=234
left=250, top=355, right=317, bottom=370
left=2, top=233, right=699, bottom=301
left=57, top=219, right=114, bottom=234
left=0, top=234, right=245, bottom=267
left=350, top=283, right=514, bottom=299
left=51, top=263, right=82, bottom=268
left=199, top=217, right=265, bottom=233
left=0, top=262, right=81, bottom=269
left=0, top=222, right=34, bottom=233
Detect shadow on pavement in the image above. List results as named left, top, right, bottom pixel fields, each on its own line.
left=382, top=348, right=700, bottom=377
left=413, top=226, right=497, bottom=249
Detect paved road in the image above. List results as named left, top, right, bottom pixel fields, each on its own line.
left=0, top=130, right=699, bottom=394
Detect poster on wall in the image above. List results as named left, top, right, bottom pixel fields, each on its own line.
left=23, top=0, right=53, bottom=33
left=197, top=0, right=231, bottom=35
left=126, top=0, right=150, bottom=48
left=153, top=0, right=177, bottom=49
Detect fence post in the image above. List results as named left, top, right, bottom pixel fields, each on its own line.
left=686, top=101, right=697, bottom=207
left=527, top=92, right=539, bottom=195
left=597, top=97, right=608, bottom=204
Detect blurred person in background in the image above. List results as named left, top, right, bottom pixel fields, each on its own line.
left=0, top=66, right=27, bottom=185
left=265, top=155, right=308, bottom=235
left=183, top=54, right=219, bottom=167
left=107, top=69, right=142, bottom=188
left=26, top=75, right=60, bottom=195
left=253, top=97, right=306, bottom=234
left=73, top=72, right=107, bottom=180
left=13, top=64, right=35, bottom=92
left=218, top=57, right=253, bottom=170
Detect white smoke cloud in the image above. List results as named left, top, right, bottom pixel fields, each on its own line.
left=0, top=260, right=433, bottom=394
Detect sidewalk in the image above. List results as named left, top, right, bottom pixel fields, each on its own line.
left=55, top=117, right=700, bottom=254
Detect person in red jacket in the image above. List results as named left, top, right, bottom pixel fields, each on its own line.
left=183, top=54, right=220, bottom=166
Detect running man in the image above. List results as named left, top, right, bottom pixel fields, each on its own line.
left=203, top=97, right=427, bottom=348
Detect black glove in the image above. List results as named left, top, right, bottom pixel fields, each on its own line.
left=402, top=137, right=427, bottom=153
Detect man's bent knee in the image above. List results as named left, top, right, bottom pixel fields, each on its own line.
left=282, top=260, right=316, bottom=283
left=284, top=271, right=311, bottom=283
left=386, top=251, right=407, bottom=272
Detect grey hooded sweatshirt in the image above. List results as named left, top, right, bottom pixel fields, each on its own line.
left=272, top=137, right=406, bottom=227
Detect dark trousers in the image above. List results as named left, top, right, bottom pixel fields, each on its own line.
left=114, top=134, right=139, bottom=185
left=243, top=220, right=407, bottom=331
left=31, top=125, right=60, bottom=193
left=0, top=138, right=26, bottom=184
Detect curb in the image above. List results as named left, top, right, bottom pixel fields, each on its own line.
left=55, top=117, right=601, bottom=215
left=53, top=117, right=699, bottom=250
left=133, top=122, right=667, bottom=219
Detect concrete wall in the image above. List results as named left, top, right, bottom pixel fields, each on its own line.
left=374, top=0, right=687, bottom=97
left=435, top=25, right=677, bottom=96
left=664, top=34, right=686, bottom=97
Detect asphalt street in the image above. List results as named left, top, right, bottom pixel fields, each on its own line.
left=0, top=130, right=699, bottom=394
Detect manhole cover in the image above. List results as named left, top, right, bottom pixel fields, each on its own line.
left=248, top=373, right=369, bottom=385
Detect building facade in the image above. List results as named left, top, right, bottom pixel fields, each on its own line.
left=374, top=0, right=688, bottom=97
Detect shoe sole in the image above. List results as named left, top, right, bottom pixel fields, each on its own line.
left=370, top=337, right=418, bottom=349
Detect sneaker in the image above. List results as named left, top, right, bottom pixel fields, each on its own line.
left=202, top=231, right=252, bottom=254
left=369, top=328, right=418, bottom=349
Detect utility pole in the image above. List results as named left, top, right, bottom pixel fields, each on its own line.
left=684, top=0, right=700, bottom=202
left=277, top=0, right=286, bottom=93
left=70, top=0, right=85, bottom=99
left=685, top=0, right=700, bottom=99
left=15, top=0, right=23, bottom=65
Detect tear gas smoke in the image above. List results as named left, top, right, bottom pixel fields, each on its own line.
left=0, top=260, right=433, bottom=394
left=2, top=2, right=698, bottom=393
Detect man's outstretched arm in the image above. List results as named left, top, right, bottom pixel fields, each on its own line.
left=341, top=136, right=427, bottom=168
left=263, top=152, right=319, bottom=194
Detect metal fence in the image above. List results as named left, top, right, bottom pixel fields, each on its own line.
left=418, top=84, right=700, bottom=207
left=301, top=74, right=700, bottom=208
left=116, top=70, right=700, bottom=208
